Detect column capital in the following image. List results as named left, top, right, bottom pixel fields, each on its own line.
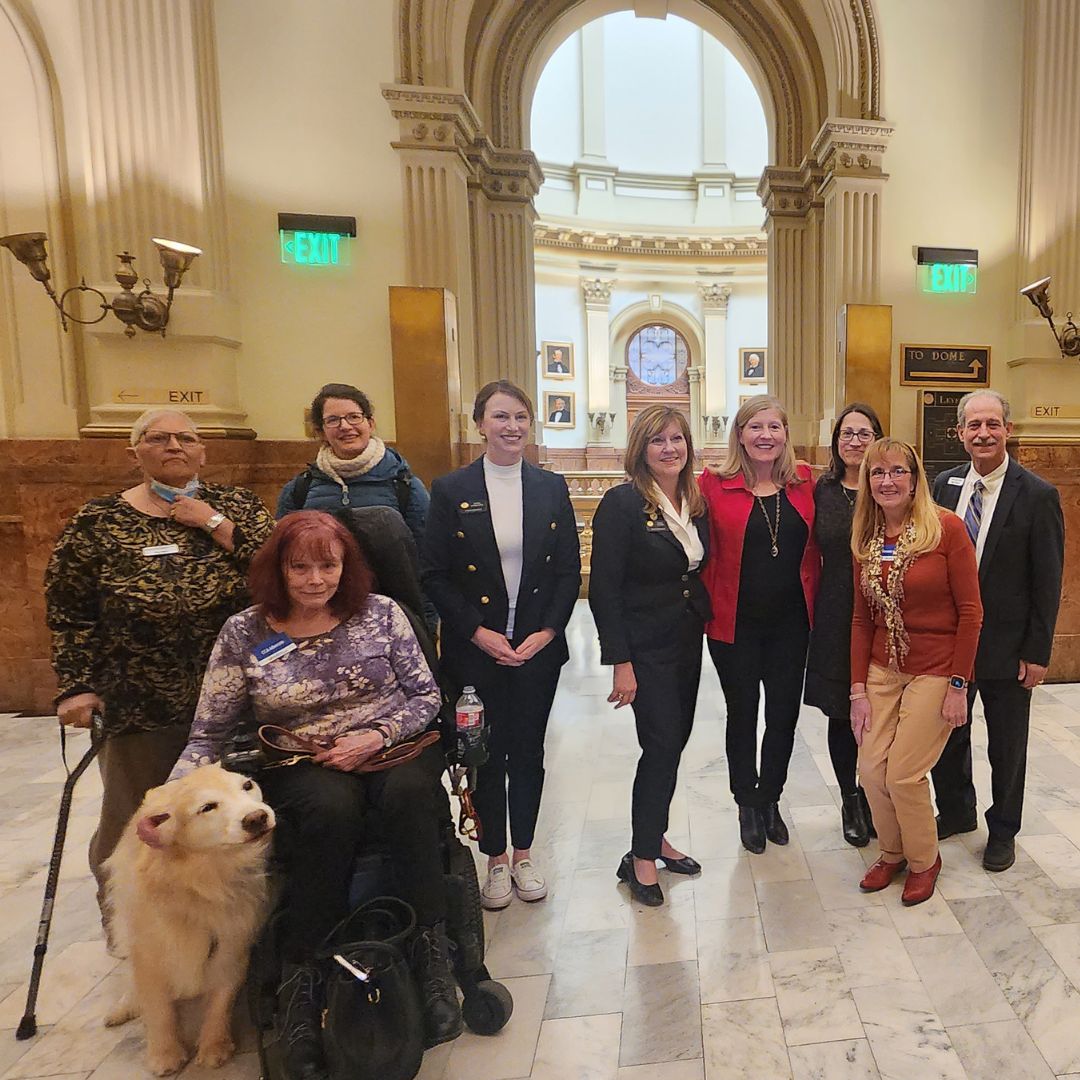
left=469, top=140, right=544, bottom=203
left=582, top=276, right=615, bottom=307
left=381, top=83, right=482, bottom=154
left=698, top=282, right=732, bottom=312
left=757, top=164, right=822, bottom=219
left=811, top=117, right=895, bottom=181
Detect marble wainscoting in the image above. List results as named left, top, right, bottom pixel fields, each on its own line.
left=3, top=605, right=1080, bottom=1079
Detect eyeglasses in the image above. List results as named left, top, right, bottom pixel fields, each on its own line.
left=869, top=467, right=912, bottom=481
left=141, top=430, right=201, bottom=447
left=322, top=412, right=368, bottom=429
left=839, top=428, right=876, bottom=443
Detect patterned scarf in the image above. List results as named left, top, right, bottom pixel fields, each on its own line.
left=859, top=518, right=919, bottom=670
left=316, top=436, right=387, bottom=496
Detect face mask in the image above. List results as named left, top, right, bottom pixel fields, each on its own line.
left=149, top=478, right=200, bottom=503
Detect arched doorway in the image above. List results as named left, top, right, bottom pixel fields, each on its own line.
left=386, top=0, right=890, bottom=448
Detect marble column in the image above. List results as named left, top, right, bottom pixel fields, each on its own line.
left=699, top=282, right=731, bottom=445
left=582, top=276, right=616, bottom=445
left=73, top=0, right=249, bottom=436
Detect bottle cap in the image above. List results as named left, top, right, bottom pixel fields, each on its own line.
left=463, top=685, right=475, bottom=694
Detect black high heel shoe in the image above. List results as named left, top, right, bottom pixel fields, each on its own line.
left=616, top=852, right=664, bottom=906
left=659, top=853, right=701, bottom=876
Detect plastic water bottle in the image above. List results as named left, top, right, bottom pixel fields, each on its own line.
left=455, top=686, right=485, bottom=764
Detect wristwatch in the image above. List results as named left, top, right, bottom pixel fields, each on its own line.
left=948, top=675, right=968, bottom=691
left=377, top=726, right=393, bottom=749
left=203, top=512, right=227, bottom=533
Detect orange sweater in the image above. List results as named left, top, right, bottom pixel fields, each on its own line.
left=851, top=511, right=983, bottom=682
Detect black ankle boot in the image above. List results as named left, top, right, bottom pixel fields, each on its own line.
left=411, top=922, right=464, bottom=1048
left=859, top=787, right=876, bottom=838
left=738, top=806, right=766, bottom=854
left=277, top=962, right=329, bottom=1080
left=762, top=803, right=789, bottom=846
left=841, top=791, right=870, bottom=847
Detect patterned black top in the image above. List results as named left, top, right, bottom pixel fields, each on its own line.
left=44, top=484, right=275, bottom=737
left=804, top=477, right=858, bottom=718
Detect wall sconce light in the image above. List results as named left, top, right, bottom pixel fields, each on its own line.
left=0, top=232, right=201, bottom=338
left=705, top=414, right=727, bottom=438
left=1020, top=275, right=1080, bottom=358
left=588, top=410, right=617, bottom=435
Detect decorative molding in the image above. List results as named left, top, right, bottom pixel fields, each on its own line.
left=537, top=222, right=766, bottom=259
left=581, top=276, right=614, bottom=305
left=811, top=117, right=895, bottom=179
left=382, top=82, right=482, bottom=153
left=698, top=283, right=732, bottom=311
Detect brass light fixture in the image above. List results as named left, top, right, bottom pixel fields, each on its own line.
left=1020, top=275, right=1080, bottom=358
left=0, top=232, right=201, bottom=338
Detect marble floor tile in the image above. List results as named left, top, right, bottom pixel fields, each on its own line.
left=690, top=858, right=758, bottom=921
left=790, top=804, right=852, bottom=853
left=769, top=947, right=864, bottom=1046
left=757, top=879, right=833, bottom=953
left=903, top=934, right=1014, bottom=1026
left=564, top=868, right=632, bottom=934
left=1031, top=921, right=1080, bottom=990
left=826, top=907, right=918, bottom=989
left=945, top=1019, right=1055, bottom=1080
left=1017, top=834, right=1080, bottom=889
left=884, top=890, right=963, bottom=939
left=852, top=979, right=967, bottom=1080
left=787, top=1039, right=881, bottom=1080
left=627, top=893, right=698, bottom=967
left=616, top=1062, right=705, bottom=1080
left=619, top=961, right=702, bottom=1068
left=990, top=851, right=1080, bottom=927
left=950, top=894, right=1080, bottom=1074
left=696, top=916, right=773, bottom=1003
left=529, top=1013, right=622, bottom=1080
left=544, top=928, right=627, bottom=1020
left=701, top=998, right=790, bottom=1080
left=806, top=849, right=887, bottom=911
left=748, top=838, right=812, bottom=886
left=0, top=941, right=115, bottom=1029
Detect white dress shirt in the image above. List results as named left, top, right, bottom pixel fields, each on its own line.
left=656, top=490, right=704, bottom=572
left=483, top=456, right=524, bottom=636
left=954, top=456, right=1009, bottom=565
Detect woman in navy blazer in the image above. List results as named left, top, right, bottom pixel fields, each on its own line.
left=589, top=406, right=712, bottom=906
left=422, top=381, right=580, bottom=910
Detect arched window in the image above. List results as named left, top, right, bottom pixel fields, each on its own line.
left=626, top=324, right=690, bottom=393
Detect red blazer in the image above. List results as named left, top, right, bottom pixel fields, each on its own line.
left=699, top=464, right=821, bottom=643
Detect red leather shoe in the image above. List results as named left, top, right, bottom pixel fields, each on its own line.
left=901, top=854, right=942, bottom=906
left=859, top=857, right=907, bottom=892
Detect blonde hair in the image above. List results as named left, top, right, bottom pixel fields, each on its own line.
left=625, top=405, right=705, bottom=517
left=130, top=409, right=198, bottom=445
left=713, top=395, right=803, bottom=488
left=851, top=438, right=943, bottom=561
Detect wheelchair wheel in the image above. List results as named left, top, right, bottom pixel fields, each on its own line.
left=461, top=979, right=513, bottom=1035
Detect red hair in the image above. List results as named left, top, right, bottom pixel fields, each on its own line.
left=249, top=511, right=372, bottom=621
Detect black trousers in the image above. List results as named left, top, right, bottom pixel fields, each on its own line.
left=827, top=716, right=859, bottom=795
left=932, top=678, right=1032, bottom=839
left=629, top=611, right=705, bottom=859
left=464, top=659, right=561, bottom=856
left=708, top=608, right=810, bottom=808
left=260, top=745, right=447, bottom=961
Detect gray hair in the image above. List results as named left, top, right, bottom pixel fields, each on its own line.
left=130, top=409, right=199, bottom=445
left=957, top=390, right=1011, bottom=426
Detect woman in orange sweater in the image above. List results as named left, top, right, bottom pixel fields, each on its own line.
left=849, top=438, right=982, bottom=905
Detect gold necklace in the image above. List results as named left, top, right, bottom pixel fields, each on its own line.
left=755, top=490, right=781, bottom=557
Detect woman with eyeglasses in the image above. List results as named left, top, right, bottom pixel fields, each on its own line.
left=850, top=439, right=982, bottom=905
left=44, top=409, right=274, bottom=944
left=277, top=383, right=431, bottom=551
left=805, top=404, right=884, bottom=847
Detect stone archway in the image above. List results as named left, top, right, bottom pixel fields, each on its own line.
left=385, top=0, right=890, bottom=447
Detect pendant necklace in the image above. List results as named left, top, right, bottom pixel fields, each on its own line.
left=755, top=490, right=781, bottom=557
left=842, top=486, right=857, bottom=510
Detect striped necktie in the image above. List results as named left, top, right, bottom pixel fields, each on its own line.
left=963, top=478, right=985, bottom=546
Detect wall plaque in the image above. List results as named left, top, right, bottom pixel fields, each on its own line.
left=900, top=344, right=991, bottom=387
left=917, top=390, right=968, bottom=482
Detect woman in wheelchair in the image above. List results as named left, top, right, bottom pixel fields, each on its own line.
left=172, top=510, right=462, bottom=1076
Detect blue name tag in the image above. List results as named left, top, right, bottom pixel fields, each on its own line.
left=253, top=632, right=296, bottom=666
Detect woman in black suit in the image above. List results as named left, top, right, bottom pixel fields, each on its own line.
left=589, top=405, right=712, bottom=906
left=422, top=381, right=580, bottom=910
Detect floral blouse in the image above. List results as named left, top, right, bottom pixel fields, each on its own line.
left=171, top=595, right=441, bottom=778
left=44, top=484, right=275, bottom=737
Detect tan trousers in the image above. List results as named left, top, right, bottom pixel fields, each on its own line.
left=858, top=664, right=951, bottom=873
left=88, top=726, right=191, bottom=928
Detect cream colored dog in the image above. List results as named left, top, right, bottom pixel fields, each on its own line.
left=104, top=764, right=275, bottom=1075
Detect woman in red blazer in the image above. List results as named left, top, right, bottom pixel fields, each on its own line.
left=701, top=396, right=820, bottom=853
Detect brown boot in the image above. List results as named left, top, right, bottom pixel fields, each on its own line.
left=859, top=857, right=907, bottom=892
left=901, top=854, right=942, bottom=906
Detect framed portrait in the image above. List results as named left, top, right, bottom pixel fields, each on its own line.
left=544, top=390, right=575, bottom=428
left=740, top=347, right=767, bottom=383
left=542, top=341, right=574, bottom=380
left=738, top=395, right=755, bottom=407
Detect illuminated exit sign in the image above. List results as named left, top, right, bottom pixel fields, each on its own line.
left=277, top=212, right=357, bottom=267
left=916, top=245, right=978, bottom=296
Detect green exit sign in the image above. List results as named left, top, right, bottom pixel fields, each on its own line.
left=280, top=231, right=350, bottom=266
left=919, top=263, right=977, bottom=295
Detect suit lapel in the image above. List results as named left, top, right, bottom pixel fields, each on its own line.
left=457, top=458, right=503, bottom=583
left=520, top=462, right=549, bottom=580
left=978, top=459, right=1022, bottom=581
left=937, top=466, right=965, bottom=512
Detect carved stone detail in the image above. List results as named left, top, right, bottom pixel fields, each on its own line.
left=537, top=223, right=767, bottom=259
left=698, top=283, right=732, bottom=311
left=581, top=277, right=615, bottom=306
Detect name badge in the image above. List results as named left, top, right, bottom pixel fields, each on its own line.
left=142, top=544, right=180, bottom=557
left=253, top=632, right=296, bottom=666
left=947, top=475, right=965, bottom=486
left=460, top=500, right=487, bottom=515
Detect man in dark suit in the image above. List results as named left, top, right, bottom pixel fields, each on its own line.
left=546, top=348, right=568, bottom=375
left=547, top=396, right=570, bottom=424
left=931, top=389, right=1065, bottom=872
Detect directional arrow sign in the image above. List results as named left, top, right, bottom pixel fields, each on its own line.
left=900, top=344, right=991, bottom=388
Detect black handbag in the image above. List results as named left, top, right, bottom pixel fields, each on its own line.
left=317, top=896, right=426, bottom=1080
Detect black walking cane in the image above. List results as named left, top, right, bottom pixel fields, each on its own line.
left=16, top=711, right=104, bottom=1040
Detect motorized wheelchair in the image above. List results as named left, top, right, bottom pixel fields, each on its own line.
left=232, top=506, right=513, bottom=1079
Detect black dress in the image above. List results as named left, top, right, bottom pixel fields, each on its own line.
left=804, top=478, right=857, bottom=719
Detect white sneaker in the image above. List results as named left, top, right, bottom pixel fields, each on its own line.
left=510, top=859, right=548, bottom=902
left=482, top=863, right=513, bottom=909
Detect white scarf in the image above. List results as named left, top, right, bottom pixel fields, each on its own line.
left=316, top=436, right=387, bottom=496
